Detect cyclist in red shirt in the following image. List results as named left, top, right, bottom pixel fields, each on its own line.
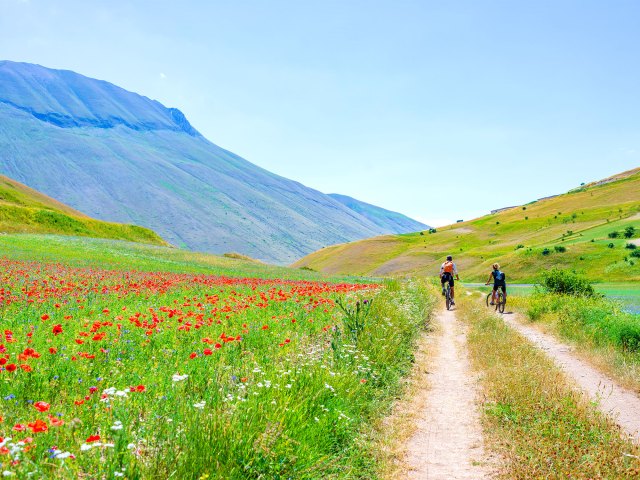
left=439, top=255, right=460, bottom=305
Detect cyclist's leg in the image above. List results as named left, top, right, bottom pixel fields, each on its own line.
left=450, top=276, right=455, bottom=300
left=440, top=277, right=446, bottom=295
left=491, top=285, right=497, bottom=304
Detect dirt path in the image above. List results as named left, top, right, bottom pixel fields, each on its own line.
left=404, top=308, right=490, bottom=479
left=503, top=313, right=640, bottom=443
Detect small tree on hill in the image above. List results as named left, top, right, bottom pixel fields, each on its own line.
left=624, top=226, right=636, bottom=239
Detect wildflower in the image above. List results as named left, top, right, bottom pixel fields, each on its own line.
left=193, top=401, right=206, bottom=409
left=27, top=419, right=48, bottom=433
left=172, top=374, right=188, bottom=382
left=86, top=435, right=101, bottom=443
left=34, top=401, right=50, bottom=412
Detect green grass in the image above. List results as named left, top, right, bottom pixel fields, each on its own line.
left=458, top=299, right=640, bottom=478
left=295, top=168, right=640, bottom=282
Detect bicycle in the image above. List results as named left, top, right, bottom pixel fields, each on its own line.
left=485, top=285, right=506, bottom=313
left=444, top=282, right=453, bottom=310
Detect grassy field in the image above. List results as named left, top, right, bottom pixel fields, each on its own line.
left=294, top=168, right=640, bottom=282
left=0, top=175, right=166, bottom=246
left=0, top=234, right=435, bottom=478
left=459, top=299, right=640, bottom=478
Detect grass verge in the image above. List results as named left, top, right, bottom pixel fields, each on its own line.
left=510, top=293, right=640, bottom=392
left=458, top=298, right=640, bottom=478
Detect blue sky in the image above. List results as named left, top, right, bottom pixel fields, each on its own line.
left=1, top=0, right=639, bottom=226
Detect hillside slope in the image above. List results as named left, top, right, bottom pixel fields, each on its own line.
left=328, top=193, right=429, bottom=233
left=294, top=168, right=640, bottom=282
left=0, top=61, right=425, bottom=264
left=0, top=174, right=166, bottom=245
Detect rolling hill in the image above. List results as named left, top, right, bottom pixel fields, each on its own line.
left=294, top=168, right=640, bottom=282
left=0, top=60, right=426, bottom=264
left=0, top=174, right=166, bottom=245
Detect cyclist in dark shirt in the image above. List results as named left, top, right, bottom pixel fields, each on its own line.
left=485, top=263, right=506, bottom=305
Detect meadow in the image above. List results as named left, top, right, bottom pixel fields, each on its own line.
left=0, top=235, right=435, bottom=479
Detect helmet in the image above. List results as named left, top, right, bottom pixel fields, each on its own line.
left=446, top=255, right=452, bottom=261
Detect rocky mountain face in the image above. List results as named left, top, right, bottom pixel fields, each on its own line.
left=0, top=61, right=427, bottom=263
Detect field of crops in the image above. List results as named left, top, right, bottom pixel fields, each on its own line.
left=0, top=255, right=432, bottom=479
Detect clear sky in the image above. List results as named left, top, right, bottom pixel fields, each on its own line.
left=1, top=0, right=639, bottom=226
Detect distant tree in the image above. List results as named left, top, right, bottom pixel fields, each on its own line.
left=608, top=231, right=620, bottom=239
left=554, top=245, right=567, bottom=253
left=626, top=243, right=637, bottom=250
left=608, top=243, right=615, bottom=248
left=542, top=248, right=551, bottom=256
left=624, top=226, right=636, bottom=239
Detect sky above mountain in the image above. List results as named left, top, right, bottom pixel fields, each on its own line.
left=1, top=0, right=639, bottom=226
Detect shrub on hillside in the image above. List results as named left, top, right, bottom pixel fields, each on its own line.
left=608, top=243, right=615, bottom=248
left=624, top=226, right=636, bottom=238
left=554, top=245, right=567, bottom=253
left=625, top=243, right=637, bottom=250
left=608, top=231, right=620, bottom=239
left=630, top=250, right=640, bottom=258
left=540, top=268, right=596, bottom=297
left=541, top=248, right=551, bottom=256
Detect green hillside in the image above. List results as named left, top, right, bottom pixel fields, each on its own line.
left=294, top=168, right=640, bottom=282
left=0, top=174, right=167, bottom=246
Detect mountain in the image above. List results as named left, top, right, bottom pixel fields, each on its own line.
left=294, top=168, right=640, bottom=281
left=0, top=61, right=426, bottom=264
left=0, top=173, right=166, bottom=245
left=328, top=194, right=429, bottom=233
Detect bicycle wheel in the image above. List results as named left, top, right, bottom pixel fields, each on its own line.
left=486, top=293, right=491, bottom=308
left=445, top=286, right=451, bottom=310
left=498, top=291, right=506, bottom=313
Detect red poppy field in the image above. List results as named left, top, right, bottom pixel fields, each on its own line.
left=0, top=257, right=433, bottom=479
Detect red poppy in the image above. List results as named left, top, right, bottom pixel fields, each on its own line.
left=86, top=434, right=101, bottom=443
left=52, top=324, right=63, bottom=335
left=28, top=419, right=48, bottom=433
left=12, top=424, right=26, bottom=431
left=5, top=364, right=17, bottom=372
left=203, top=348, right=213, bottom=356
left=40, top=314, right=50, bottom=321
left=189, top=352, right=197, bottom=359
left=34, top=401, right=50, bottom=412
left=48, top=415, right=64, bottom=427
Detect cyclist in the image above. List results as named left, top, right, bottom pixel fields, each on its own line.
left=439, top=255, right=459, bottom=305
left=485, top=263, right=506, bottom=305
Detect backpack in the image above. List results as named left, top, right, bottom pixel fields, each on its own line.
left=494, top=270, right=505, bottom=282
left=443, top=261, right=454, bottom=273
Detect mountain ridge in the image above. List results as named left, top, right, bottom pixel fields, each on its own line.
left=0, top=60, right=427, bottom=263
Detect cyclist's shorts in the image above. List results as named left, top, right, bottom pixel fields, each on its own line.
left=493, top=282, right=506, bottom=293
left=441, top=273, right=454, bottom=287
